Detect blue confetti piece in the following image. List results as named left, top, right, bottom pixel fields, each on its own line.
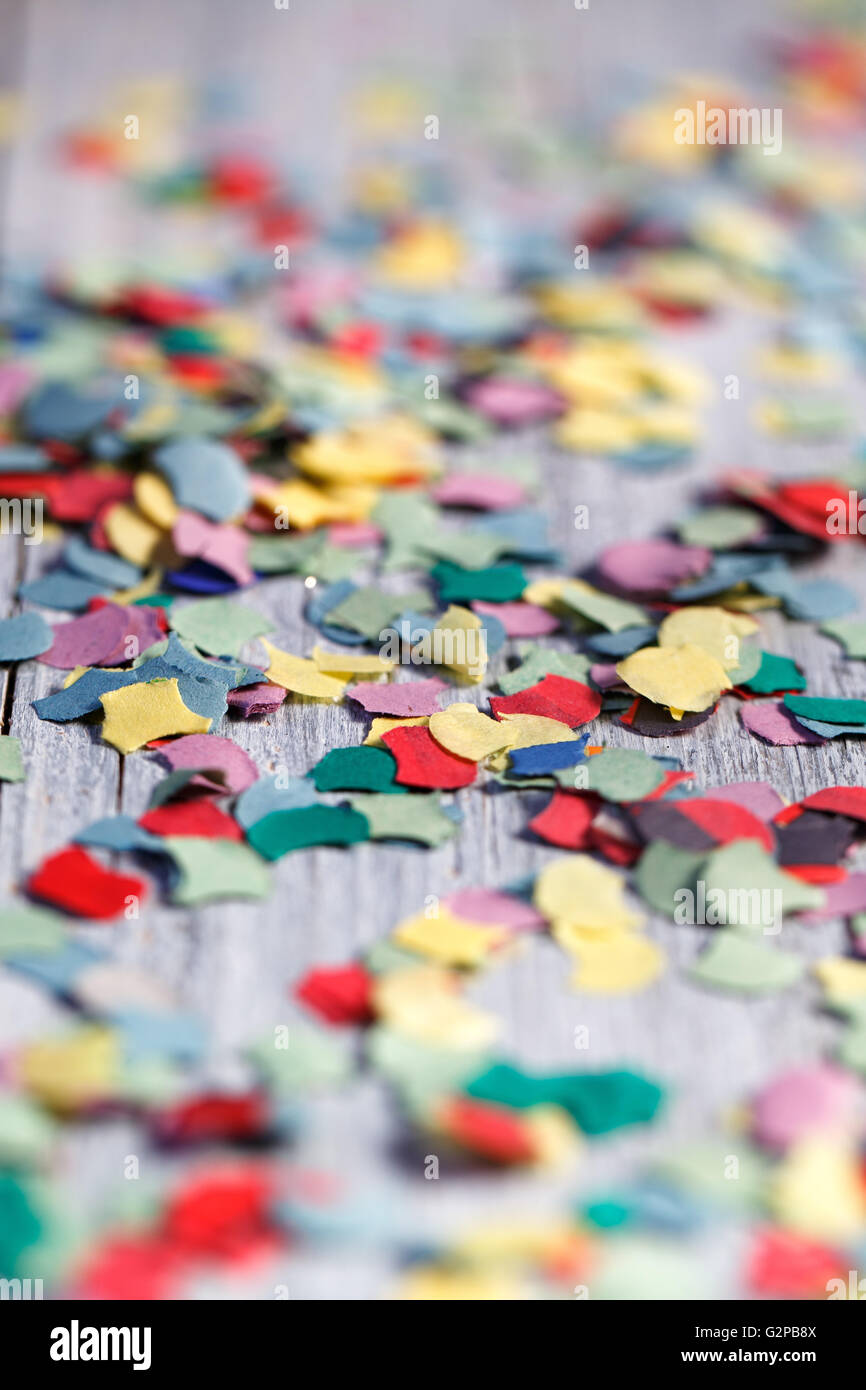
left=509, top=736, right=589, bottom=777
left=0, top=611, right=53, bottom=661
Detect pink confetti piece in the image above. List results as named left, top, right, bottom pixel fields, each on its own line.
left=226, top=682, right=287, bottom=718
left=38, top=603, right=163, bottom=669
left=462, top=376, right=565, bottom=427
left=741, top=702, right=827, bottom=746
left=327, top=521, right=383, bottom=547
left=703, top=781, right=787, bottom=823
left=589, top=662, right=624, bottom=689
left=751, top=1064, right=861, bottom=1151
left=151, top=734, right=259, bottom=793
left=471, top=600, right=559, bottom=637
left=444, top=887, right=545, bottom=932
left=173, top=511, right=253, bottom=586
left=432, top=473, right=528, bottom=511
left=596, top=538, right=712, bottom=595
left=346, top=677, right=447, bottom=717
left=799, top=873, right=866, bottom=923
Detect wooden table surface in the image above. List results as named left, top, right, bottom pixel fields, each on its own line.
left=1, top=0, right=863, bottom=1299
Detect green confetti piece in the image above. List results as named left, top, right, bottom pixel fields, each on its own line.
left=0, top=1095, right=56, bottom=1169
left=635, top=842, right=708, bottom=917
left=310, top=746, right=401, bottom=794
left=590, top=1238, right=713, bottom=1301
left=169, top=597, right=274, bottom=657
left=691, top=929, right=805, bottom=993
left=249, top=1026, right=352, bottom=1093
left=366, top=1025, right=491, bottom=1107
left=652, top=1141, right=769, bottom=1209
left=247, top=804, right=370, bottom=859
left=0, top=904, right=67, bottom=958
left=560, top=581, right=647, bottom=633
left=837, top=1020, right=866, bottom=1075
left=741, top=650, right=806, bottom=694
left=247, top=532, right=321, bottom=574
left=499, top=645, right=592, bottom=694
left=166, top=837, right=271, bottom=904
left=677, top=506, right=764, bottom=550
left=465, top=1062, right=664, bottom=1135
left=431, top=560, right=527, bottom=604
left=784, top=693, right=866, bottom=726
left=0, top=1173, right=43, bottom=1278
left=348, top=792, right=459, bottom=845
left=725, top=642, right=763, bottom=685
left=701, top=841, right=822, bottom=924
left=363, top=940, right=427, bottom=975
left=567, top=747, right=665, bottom=802
left=326, top=586, right=431, bottom=640
left=0, top=736, right=25, bottom=783
left=822, top=617, right=866, bottom=658
left=421, top=530, right=507, bottom=569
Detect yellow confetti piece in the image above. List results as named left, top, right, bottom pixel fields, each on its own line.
left=312, top=646, right=394, bottom=678
left=103, top=502, right=176, bottom=568
left=364, top=716, right=429, bottom=747
left=374, top=221, right=463, bottom=290
left=133, top=471, right=178, bottom=528
left=522, top=1105, right=580, bottom=1168
left=533, top=282, right=645, bottom=333
left=294, top=416, right=439, bottom=486
left=429, top=703, right=515, bottom=761
left=393, top=1267, right=528, bottom=1301
left=555, top=407, right=641, bottom=455
left=814, top=956, right=866, bottom=1005
left=565, top=931, right=665, bottom=994
left=658, top=605, right=758, bottom=670
left=616, top=643, right=731, bottom=712
left=522, top=577, right=568, bottom=608
left=534, top=855, right=642, bottom=933
left=453, top=1220, right=585, bottom=1266
left=487, top=713, right=578, bottom=771
left=416, top=604, right=488, bottom=684
left=770, top=1138, right=866, bottom=1242
left=18, top=1027, right=118, bottom=1113
left=99, top=678, right=211, bottom=754
left=255, top=477, right=378, bottom=530
left=261, top=640, right=347, bottom=700
left=393, top=907, right=509, bottom=969
left=372, top=965, right=499, bottom=1051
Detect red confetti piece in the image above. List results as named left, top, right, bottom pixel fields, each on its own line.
left=150, top=1091, right=271, bottom=1146
left=528, top=789, right=599, bottom=849
left=797, top=786, right=866, bottom=822
left=71, top=1234, right=188, bottom=1301
left=164, top=1165, right=278, bottom=1261
left=27, top=846, right=147, bottom=920
left=489, top=674, right=602, bottom=727
left=139, top=801, right=244, bottom=841
left=785, top=863, right=848, bottom=884
left=587, top=820, right=642, bottom=866
left=295, top=962, right=374, bottom=1025
left=638, top=768, right=696, bottom=802
left=381, top=725, right=477, bottom=789
left=747, top=1228, right=846, bottom=1298
left=675, top=797, right=776, bottom=853
left=438, top=1096, right=537, bottom=1164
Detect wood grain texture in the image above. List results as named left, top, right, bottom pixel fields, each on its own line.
left=0, top=0, right=863, bottom=1298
